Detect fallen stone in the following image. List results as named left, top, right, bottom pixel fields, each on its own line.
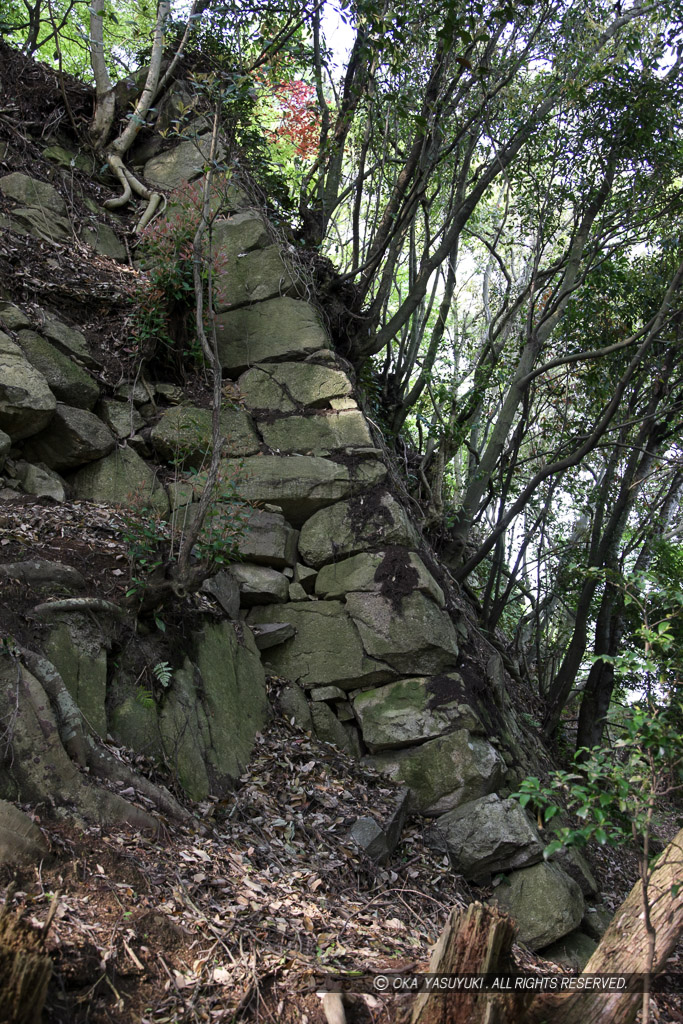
left=216, top=297, right=329, bottom=373
left=247, top=601, right=394, bottom=689
left=249, top=621, right=296, bottom=649
left=298, top=491, right=417, bottom=567
left=16, top=330, right=99, bottom=409
left=0, top=332, right=56, bottom=440
left=81, top=221, right=127, bottom=261
left=346, top=590, right=459, bottom=673
left=488, top=861, right=584, bottom=950
left=238, top=361, right=352, bottom=412
left=278, top=681, right=313, bottom=730
left=368, top=730, right=504, bottom=816
left=143, top=135, right=225, bottom=188
left=353, top=675, right=481, bottom=751
left=0, top=172, right=66, bottom=214
left=40, top=315, right=100, bottom=369
left=310, top=701, right=360, bottom=757
left=428, top=794, right=543, bottom=881
left=542, top=930, right=598, bottom=971
left=201, top=571, right=241, bottom=619
left=151, top=403, right=260, bottom=466
left=0, top=429, right=9, bottom=470
left=97, top=398, right=144, bottom=439
left=258, top=410, right=372, bottom=452
left=0, top=559, right=85, bottom=591
left=23, top=403, right=115, bottom=470
left=315, top=549, right=444, bottom=605
left=69, top=446, right=169, bottom=515
left=194, top=455, right=386, bottom=526
left=14, top=461, right=66, bottom=501
left=0, top=799, right=49, bottom=867
left=229, top=563, right=289, bottom=605
left=347, top=788, right=409, bottom=864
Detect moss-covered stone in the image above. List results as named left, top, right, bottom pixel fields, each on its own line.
left=487, top=861, right=584, bottom=950
left=70, top=446, right=169, bottom=515
left=151, top=403, right=260, bottom=467
left=16, top=330, right=99, bottom=409
left=216, top=297, right=329, bottom=373
left=238, top=362, right=352, bottom=412
left=353, top=675, right=480, bottom=751
left=247, top=601, right=395, bottom=689
left=0, top=332, right=56, bottom=440
left=368, top=730, right=503, bottom=816
left=45, top=617, right=108, bottom=737
left=258, top=410, right=372, bottom=452
left=193, top=455, right=386, bottom=526
left=298, top=492, right=417, bottom=567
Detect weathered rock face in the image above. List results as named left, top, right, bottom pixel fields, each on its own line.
left=143, top=135, right=225, bottom=189
left=24, top=404, right=116, bottom=469
left=369, top=731, right=504, bottom=816
left=315, top=549, right=444, bottom=605
left=0, top=332, right=56, bottom=439
left=247, top=601, right=395, bottom=689
left=16, top=331, right=99, bottom=409
left=488, top=861, right=585, bottom=949
left=346, top=591, right=459, bottom=674
left=151, top=403, right=260, bottom=466
left=197, top=455, right=386, bottom=525
left=298, top=491, right=418, bottom=567
left=46, top=615, right=109, bottom=737
left=258, top=410, right=372, bottom=453
left=353, top=676, right=481, bottom=751
left=428, top=794, right=543, bottom=881
left=238, top=362, right=352, bottom=412
left=236, top=507, right=299, bottom=568
left=70, top=446, right=169, bottom=515
left=216, top=297, right=329, bottom=372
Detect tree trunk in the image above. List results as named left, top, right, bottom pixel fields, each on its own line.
left=416, top=828, right=683, bottom=1024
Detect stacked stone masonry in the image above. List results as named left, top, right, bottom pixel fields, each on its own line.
left=0, top=161, right=592, bottom=951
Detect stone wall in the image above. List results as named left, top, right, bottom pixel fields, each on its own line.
left=0, top=153, right=594, bottom=954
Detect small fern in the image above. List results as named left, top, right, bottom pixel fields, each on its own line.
left=153, top=661, right=173, bottom=688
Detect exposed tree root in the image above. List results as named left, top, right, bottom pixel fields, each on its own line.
left=102, top=152, right=165, bottom=233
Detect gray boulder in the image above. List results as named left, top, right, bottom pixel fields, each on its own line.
left=70, top=446, right=169, bottom=515
left=23, top=404, right=115, bottom=470
left=368, top=730, right=503, bottom=816
left=228, top=563, right=289, bottom=605
left=428, top=794, right=543, bottom=881
left=298, top=491, right=417, bottom=567
left=97, top=398, right=144, bottom=439
left=151, top=403, right=259, bottom=466
left=353, top=675, right=481, bottom=751
left=347, top=789, right=410, bottom=864
left=238, top=361, right=352, bottom=412
left=193, top=455, right=386, bottom=526
left=0, top=332, right=56, bottom=440
left=258, top=410, right=372, bottom=452
left=346, top=590, right=459, bottom=673
left=216, top=297, right=329, bottom=373
left=14, top=461, right=66, bottom=501
left=488, top=862, right=585, bottom=949
left=247, top=600, right=395, bottom=689
left=0, top=302, right=31, bottom=331
left=16, top=331, right=99, bottom=409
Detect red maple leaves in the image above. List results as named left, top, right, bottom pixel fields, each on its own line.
left=268, top=79, right=320, bottom=159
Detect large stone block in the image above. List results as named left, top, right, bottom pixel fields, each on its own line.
left=368, top=730, right=503, bottom=816
left=247, top=601, right=395, bottom=689
left=238, top=361, right=352, bottom=412
left=194, top=455, right=386, bottom=526
left=70, top=446, right=169, bottom=515
left=16, top=330, right=99, bottom=409
left=488, top=861, right=584, bottom=950
left=46, top=617, right=108, bottom=737
left=216, top=298, right=329, bottom=373
left=151, top=403, right=259, bottom=467
left=298, top=491, right=417, bottom=567
left=258, top=410, right=372, bottom=453
left=346, top=590, right=459, bottom=673
left=237, top=507, right=299, bottom=567
left=353, top=675, right=481, bottom=751
left=143, top=136, right=224, bottom=188
left=429, top=794, right=543, bottom=881
left=228, top=563, right=289, bottom=605
left=0, top=332, right=56, bottom=439
left=316, top=549, right=444, bottom=605
left=24, top=403, right=115, bottom=469
left=211, top=212, right=270, bottom=264
left=0, top=172, right=66, bottom=214
left=215, top=245, right=302, bottom=311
